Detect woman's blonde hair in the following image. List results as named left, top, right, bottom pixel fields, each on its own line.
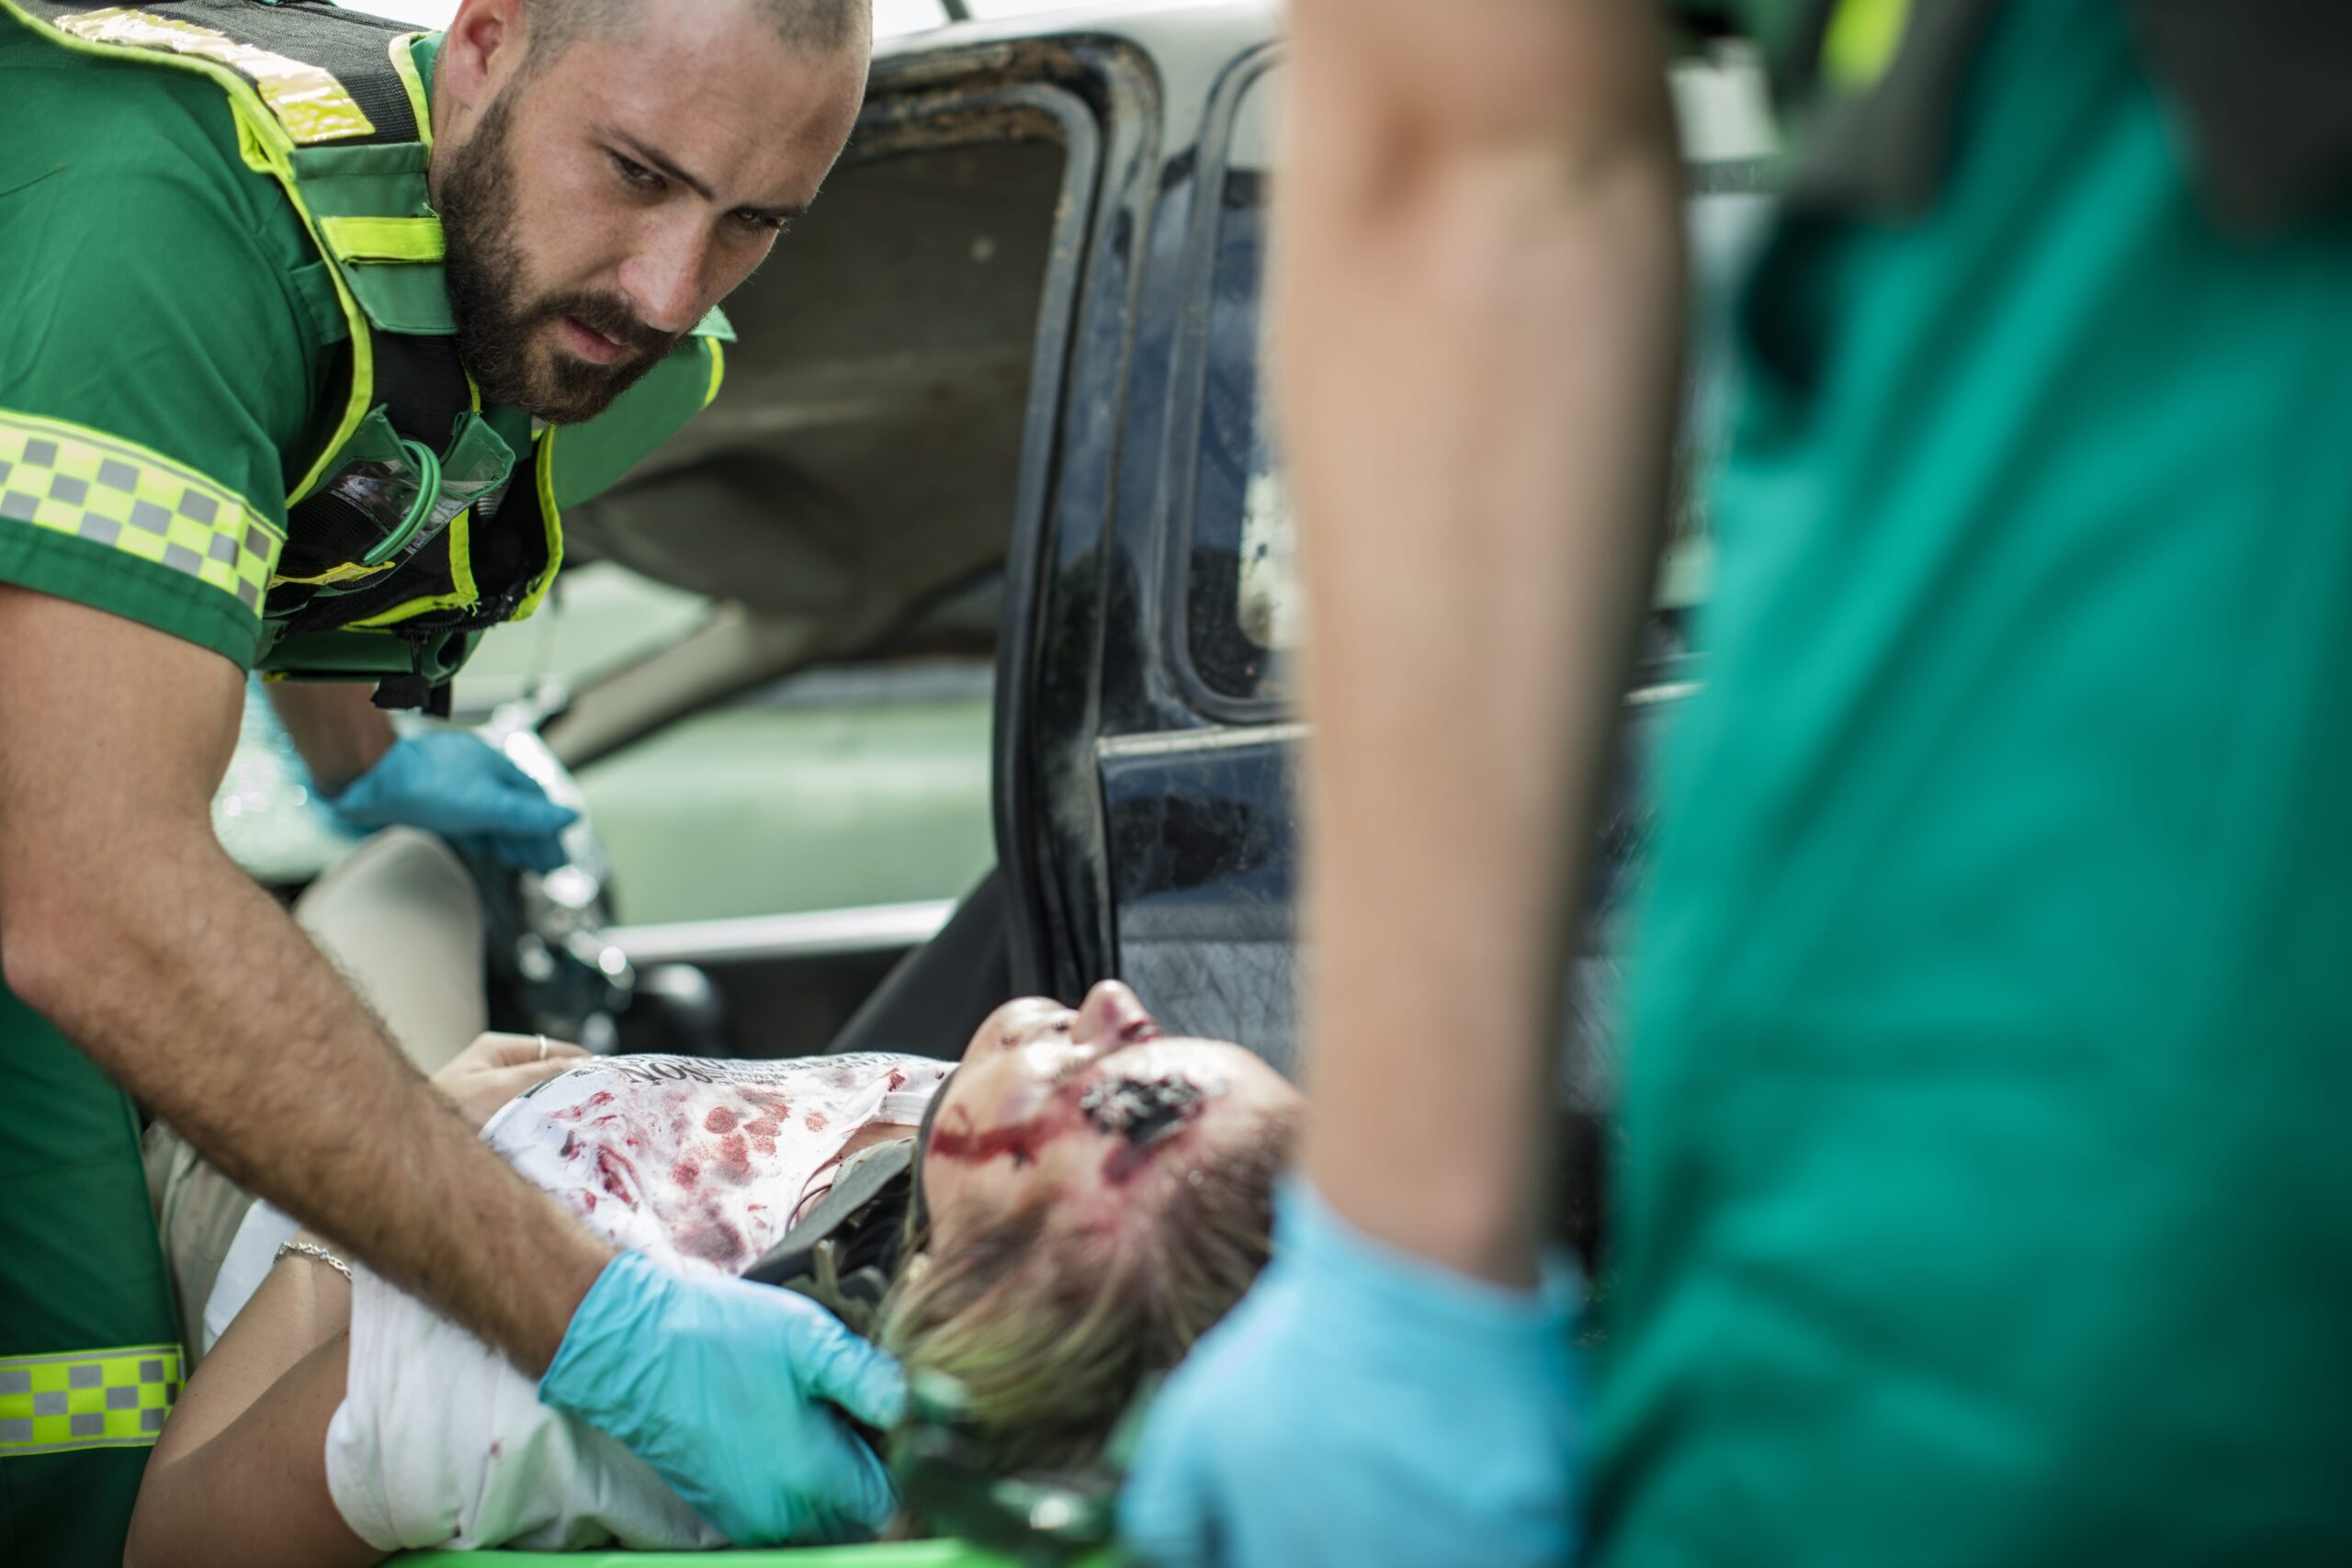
left=877, top=1104, right=1298, bottom=1475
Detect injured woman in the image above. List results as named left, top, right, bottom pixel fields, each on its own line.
left=123, top=974, right=1299, bottom=1565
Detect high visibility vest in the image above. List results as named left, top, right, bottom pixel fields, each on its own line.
left=4, top=0, right=730, bottom=705
left=0, top=1344, right=183, bottom=1459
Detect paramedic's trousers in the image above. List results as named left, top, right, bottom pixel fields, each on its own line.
left=0, top=982, right=182, bottom=1568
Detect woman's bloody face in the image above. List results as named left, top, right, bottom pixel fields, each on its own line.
left=919, top=982, right=1298, bottom=1245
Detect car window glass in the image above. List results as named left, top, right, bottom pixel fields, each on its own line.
left=576, top=653, right=996, bottom=926
left=1183, top=65, right=1290, bottom=708
left=455, top=560, right=715, bottom=715
left=1182, top=61, right=1779, bottom=709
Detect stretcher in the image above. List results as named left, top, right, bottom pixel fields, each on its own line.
left=391, top=1373, right=1127, bottom=1568
left=393, top=1545, right=1113, bottom=1568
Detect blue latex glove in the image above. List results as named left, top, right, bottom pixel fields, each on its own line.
left=540, top=1251, right=906, bottom=1545
left=1120, top=1179, right=1583, bottom=1568
left=327, top=729, right=578, bottom=874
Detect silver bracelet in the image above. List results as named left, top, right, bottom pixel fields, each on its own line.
left=276, top=1239, right=354, bottom=1281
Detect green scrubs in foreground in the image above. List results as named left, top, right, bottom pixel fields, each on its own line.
left=1594, top=0, right=2352, bottom=1561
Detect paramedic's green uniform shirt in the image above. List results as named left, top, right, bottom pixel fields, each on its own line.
left=1, top=20, right=366, bottom=1563
left=0, top=9, right=349, bottom=669
left=1594, top=0, right=2352, bottom=1562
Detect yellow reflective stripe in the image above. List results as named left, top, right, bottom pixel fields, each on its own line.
left=271, top=557, right=396, bottom=588
left=344, top=504, right=475, bottom=623
left=703, top=338, right=727, bottom=410
left=52, top=6, right=375, bottom=144
left=0, top=1343, right=183, bottom=1458
left=0, top=1, right=382, bottom=506
left=388, top=31, right=434, bottom=148
left=1821, top=0, right=1912, bottom=91
left=319, top=214, right=447, bottom=265
left=258, top=109, right=376, bottom=503
left=512, top=428, right=564, bottom=620
left=0, top=410, right=281, bottom=615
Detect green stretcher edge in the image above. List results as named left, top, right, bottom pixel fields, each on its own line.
left=390, top=1541, right=1117, bottom=1566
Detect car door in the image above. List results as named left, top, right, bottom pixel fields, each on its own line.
left=1034, top=40, right=1776, bottom=1253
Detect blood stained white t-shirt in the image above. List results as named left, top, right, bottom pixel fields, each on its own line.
left=316, top=1052, right=950, bottom=1553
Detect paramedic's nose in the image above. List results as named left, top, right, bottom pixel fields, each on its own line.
left=1074, top=980, right=1159, bottom=1049
left=617, top=218, right=710, bottom=337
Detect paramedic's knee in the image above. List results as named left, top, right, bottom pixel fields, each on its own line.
left=296, top=828, right=489, bottom=1073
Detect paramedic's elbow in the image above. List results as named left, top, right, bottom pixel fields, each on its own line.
left=0, top=814, right=207, bottom=1041
left=0, top=866, right=94, bottom=1026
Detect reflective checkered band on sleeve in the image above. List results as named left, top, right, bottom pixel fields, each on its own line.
left=0, top=411, right=281, bottom=615
left=0, top=1343, right=183, bottom=1457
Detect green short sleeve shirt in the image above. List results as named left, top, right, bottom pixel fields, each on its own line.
left=0, top=11, right=349, bottom=668
left=1593, top=0, right=2352, bottom=1562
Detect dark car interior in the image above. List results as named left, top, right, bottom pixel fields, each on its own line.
left=526, top=77, right=1094, bottom=1068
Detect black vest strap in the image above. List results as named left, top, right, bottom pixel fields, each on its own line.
left=21, top=0, right=420, bottom=140
left=195, top=0, right=419, bottom=142
left=742, top=1141, right=916, bottom=1341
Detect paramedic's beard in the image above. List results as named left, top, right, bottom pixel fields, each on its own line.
left=436, top=92, right=678, bottom=424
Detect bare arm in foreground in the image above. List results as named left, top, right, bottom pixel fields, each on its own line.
left=1120, top=5, right=1683, bottom=1558
left=0, top=588, right=612, bottom=1370
left=1286, top=0, right=1685, bottom=1283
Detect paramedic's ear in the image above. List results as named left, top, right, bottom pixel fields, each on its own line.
left=434, top=0, right=531, bottom=145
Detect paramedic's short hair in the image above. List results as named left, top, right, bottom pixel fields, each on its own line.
left=526, top=0, right=870, bottom=62
left=879, top=1103, right=1298, bottom=1478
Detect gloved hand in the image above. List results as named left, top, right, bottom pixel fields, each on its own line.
left=540, top=1250, right=906, bottom=1545
left=1119, top=1179, right=1583, bottom=1568
left=326, top=729, right=578, bottom=874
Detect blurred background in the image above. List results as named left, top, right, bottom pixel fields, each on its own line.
left=358, top=0, right=1130, bottom=35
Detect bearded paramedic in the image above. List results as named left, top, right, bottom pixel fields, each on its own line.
left=0, top=1, right=888, bottom=1561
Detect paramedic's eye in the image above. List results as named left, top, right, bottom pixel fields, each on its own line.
left=610, top=152, right=663, bottom=192
left=732, top=208, right=787, bottom=234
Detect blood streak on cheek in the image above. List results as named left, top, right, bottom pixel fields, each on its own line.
left=927, top=1103, right=1082, bottom=1171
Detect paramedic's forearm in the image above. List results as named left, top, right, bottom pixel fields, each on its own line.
left=0, top=589, right=608, bottom=1370
left=1285, top=0, right=1684, bottom=1283
left=267, top=680, right=396, bottom=794
left=9, top=828, right=611, bottom=1369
